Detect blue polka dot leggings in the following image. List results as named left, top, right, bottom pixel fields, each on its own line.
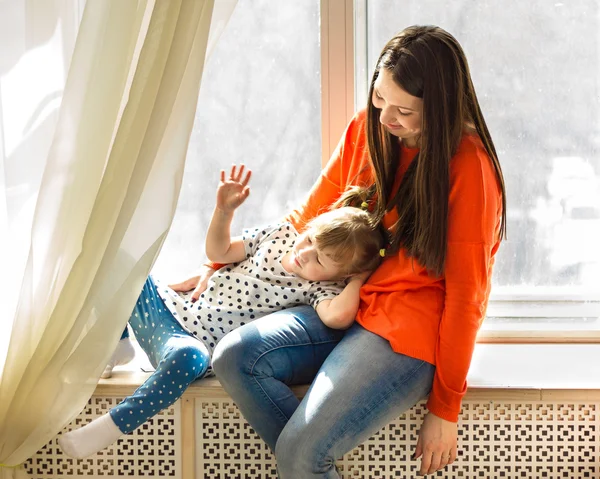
left=110, top=276, right=210, bottom=434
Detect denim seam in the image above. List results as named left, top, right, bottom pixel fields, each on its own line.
left=322, top=359, right=431, bottom=462
left=249, top=339, right=341, bottom=423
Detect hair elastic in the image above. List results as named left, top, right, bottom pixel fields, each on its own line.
left=379, top=248, right=386, bottom=257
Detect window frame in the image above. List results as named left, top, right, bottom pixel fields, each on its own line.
left=322, top=0, right=600, bottom=343
left=320, top=0, right=355, bottom=168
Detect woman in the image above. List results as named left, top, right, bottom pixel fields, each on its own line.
left=180, top=25, right=506, bottom=477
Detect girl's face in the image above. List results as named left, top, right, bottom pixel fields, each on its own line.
left=371, top=68, right=423, bottom=147
left=281, top=229, right=344, bottom=282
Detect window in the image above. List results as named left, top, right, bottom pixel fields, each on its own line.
left=152, top=0, right=321, bottom=280
left=355, top=1, right=600, bottom=337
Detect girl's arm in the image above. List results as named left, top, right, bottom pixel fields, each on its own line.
left=315, top=272, right=370, bottom=329
left=205, top=165, right=251, bottom=264
left=205, top=210, right=245, bottom=264
left=206, top=110, right=368, bottom=272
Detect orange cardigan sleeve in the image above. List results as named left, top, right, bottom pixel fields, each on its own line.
left=425, top=138, right=503, bottom=422
left=284, top=112, right=368, bottom=230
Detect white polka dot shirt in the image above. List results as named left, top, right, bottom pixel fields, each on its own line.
left=157, top=223, right=344, bottom=357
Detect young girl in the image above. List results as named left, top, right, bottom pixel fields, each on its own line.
left=58, top=164, right=385, bottom=459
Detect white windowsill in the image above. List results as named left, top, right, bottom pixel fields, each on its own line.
left=468, top=343, right=600, bottom=390
left=98, top=343, right=600, bottom=401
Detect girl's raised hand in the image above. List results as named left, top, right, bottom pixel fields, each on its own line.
left=216, top=164, right=252, bottom=213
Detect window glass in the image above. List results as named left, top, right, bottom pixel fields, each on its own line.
left=360, top=1, right=600, bottom=296
left=153, top=0, right=321, bottom=280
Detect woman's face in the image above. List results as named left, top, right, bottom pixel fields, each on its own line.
left=371, top=68, right=423, bottom=147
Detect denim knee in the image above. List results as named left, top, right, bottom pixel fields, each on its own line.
left=212, top=333, right=246, bottom=382
left=275, top=423, right=335, bottom=477
left=213, top=329, right=282, bottom=384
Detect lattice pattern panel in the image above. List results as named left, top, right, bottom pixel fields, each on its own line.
left=197, top=400, right=278, bottom=478
left=24, top=396, right=181, bottom=479
left=196, top=399, right=600, bottom=479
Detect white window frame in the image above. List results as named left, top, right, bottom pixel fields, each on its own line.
left=322, top=0, right=600, bottom=342
left=320, top=0, right=354, bottom=167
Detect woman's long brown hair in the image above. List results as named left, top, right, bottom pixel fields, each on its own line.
left=366, top=25, right=507, bottom=276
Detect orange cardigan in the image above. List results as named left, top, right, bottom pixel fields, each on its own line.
left=210, top=109, right=503, bottom=422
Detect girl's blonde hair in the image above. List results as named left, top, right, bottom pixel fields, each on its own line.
left=306, top=191, right=387, bottom=276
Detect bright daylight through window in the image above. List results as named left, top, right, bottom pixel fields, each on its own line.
left=153, top=0, right=321, bottom=281
left=157, top=0, right=600, bottom=336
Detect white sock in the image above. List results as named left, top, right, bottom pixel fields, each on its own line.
left=101, top=337, right=136, bottom=379
left=58, top=413, right=123, bottom=459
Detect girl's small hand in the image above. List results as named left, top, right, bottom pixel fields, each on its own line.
left=168, top=265, right=216, bottom=303
left=169, top=275, right=200, bottom=293
left=216, top=164, right=252, bottom=213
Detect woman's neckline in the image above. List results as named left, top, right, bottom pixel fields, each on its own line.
left=401, top=143, right=420, bottom=154
left=400, top=137, right=420, bottom=152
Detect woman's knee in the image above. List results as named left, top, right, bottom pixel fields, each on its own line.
left=212, top=322, right=291, bottom=383
left=213, top=307, right=343, bottom=385
left=212, top=331, right=250, bottom=381
left=275, top=423, right=334, bottom=477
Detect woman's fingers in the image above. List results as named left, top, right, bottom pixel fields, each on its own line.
left=438, top=452, right=451, bottom=469
left=418, top=449, right=451, bottom=475
left=448, top=445, right=457, bottom=464
left=413, top=434, right=423, bottom=460
left=427, top=451, right=447, bottom=474
left=415, top=412, right=457, bottom=475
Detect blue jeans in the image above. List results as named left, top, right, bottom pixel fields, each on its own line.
left=212, top=305, right=435, bottom=479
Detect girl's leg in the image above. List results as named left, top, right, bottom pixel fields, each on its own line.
left=59, top=277, right=210, bottom=459
left=109, top=335, right=209, bottom=434
left=212, top=305, right=346, bottom=450
left=101, top=327, right=135, bottom=379
left=274, top=322, right=435, bottom=479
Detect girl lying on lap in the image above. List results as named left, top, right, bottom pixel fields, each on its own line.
left=58, top=164, right=385, bottom=459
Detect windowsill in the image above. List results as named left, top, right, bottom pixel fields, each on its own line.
left=477, top=329, right=600, bottom=343
left=482, top=295, right=600, bottom=342
left=96, top=343, right=600, bottom=401
left=467, top=343, right=600, bottom=394
left=477, top=315, right=600, bottom=342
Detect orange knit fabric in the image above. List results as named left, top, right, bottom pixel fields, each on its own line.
left=208, top=109, right=502, bottom=422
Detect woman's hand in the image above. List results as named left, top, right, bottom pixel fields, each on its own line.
left=413, top=412, right=458, bottom=475
left=216, top=164, right=252, bottom=214
left=168, top=265, right=216, bottom=303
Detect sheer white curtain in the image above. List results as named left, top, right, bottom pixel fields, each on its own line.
left=0, top=0, right=236, bottom=476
